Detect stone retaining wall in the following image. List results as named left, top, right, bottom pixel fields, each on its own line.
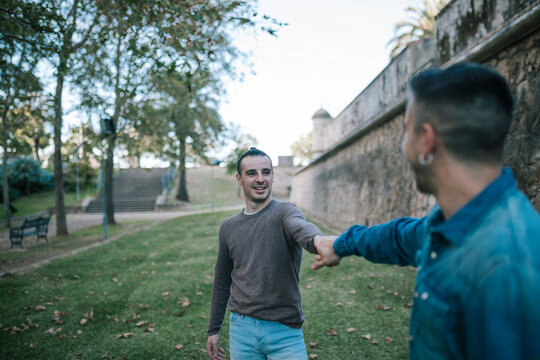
left=292, top=0, right=539, bottom=231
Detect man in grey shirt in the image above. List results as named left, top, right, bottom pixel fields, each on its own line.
left=206, top=147, right=322, bottom=360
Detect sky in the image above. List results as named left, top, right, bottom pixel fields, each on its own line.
left=217, top=0, right=412, bottom=165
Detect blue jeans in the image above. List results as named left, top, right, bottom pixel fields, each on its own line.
left=229, top=312, right=308, bottom=360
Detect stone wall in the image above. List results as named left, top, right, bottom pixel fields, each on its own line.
left=292, top=0, right=539, bottom=231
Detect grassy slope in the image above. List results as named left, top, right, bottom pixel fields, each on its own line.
left=0, top=211, right=415, bottom=359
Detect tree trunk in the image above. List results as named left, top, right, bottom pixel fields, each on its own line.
left=32, top=136, right=40, bottom=163
left=1, top=115, right=11, bottom=228
left=105, top=136, right=116, bottom=224
left=176, top=138, right=189, bottom=201
left=53, top=56, right=68, bottom=236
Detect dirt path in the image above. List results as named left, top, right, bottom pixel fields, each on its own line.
left=0, top=206, right=240, bottom=277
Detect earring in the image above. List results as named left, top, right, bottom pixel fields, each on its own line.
left=418, top=153, right=433, bottom=166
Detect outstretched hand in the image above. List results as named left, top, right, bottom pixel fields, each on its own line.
left=206, top=334, right=226, bottom=360
left=312, top=235, right=342, bottom=270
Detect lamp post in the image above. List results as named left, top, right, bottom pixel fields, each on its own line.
left=99, top=118, right=115, bottom=240
left=210, top=159, right=221, bottom=212
left=75, top=142, right=80, bottom=201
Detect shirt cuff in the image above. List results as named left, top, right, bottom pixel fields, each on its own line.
left=333, top=232, right=354, bottom=257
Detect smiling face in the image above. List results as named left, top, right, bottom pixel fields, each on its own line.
left=236, top=155, right=274, bottom=209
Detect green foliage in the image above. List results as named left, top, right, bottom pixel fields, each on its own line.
left=63, top=160, right=98, bottom=192
left=387, top=0, right=451, bottom=59
left=222, top=124, right=258, bottom=175
left=0, top=156, right=53, bottom=201
left=291, top=131, right=312, bottom=166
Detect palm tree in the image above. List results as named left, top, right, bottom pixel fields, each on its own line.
left=387, top=0, right=451, bottom=59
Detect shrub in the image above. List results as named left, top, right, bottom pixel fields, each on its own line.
left=0, top=156, right=54, bottom=202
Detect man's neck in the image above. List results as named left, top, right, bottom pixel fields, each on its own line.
left=434, top=160, right=502, bottom=220
left=244, top=196, right=273, bottom=214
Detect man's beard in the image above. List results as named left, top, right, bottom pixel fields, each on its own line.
left=410, top=163, right=434, bottom=195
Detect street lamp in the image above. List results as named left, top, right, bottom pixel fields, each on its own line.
left=210, top=159, right=221, bottom=212
left=99, top=118, right=115, bottom=240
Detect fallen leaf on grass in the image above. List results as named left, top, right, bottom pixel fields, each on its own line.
left=326, top=328, right=338, bottom=336
left=335, top=302, right=343, bottom=306
left=384, top=337, right=394, bottom=343
left=35, top=306, right=47, bottom=312
left=175, top=344, right=184, bottom=350
left=161, top=292, right=171, bottom=297
left=309, top=355, right=319, bottom=360
left=305, top=284, right=313, bottom=289
left=139, top=304, right=150, bottom=309
left=347, top=328, right=357, bottom=333
left=309, top=341, right=318, bottom=348
left=179, top=297, right=190, bottom=307
left=116, top=333, right=135, bottom=339
left=361, top=334, right=371, bottom=340
left=144, top=324, right=155, bottom=333
left=45, top=327, right=62, bottom=335
left=135, top=321, right=148, bottom=327
left=80, top=318, right=88, bottom=326
left=371, top=340, right=379, bottom=345
left=9, top=326, right=21, bottom=335
left=51, top=310, right=66, bottom=325
left=349, top=290, right=357, bottom=295
left=375, top=305, right=391, bottom=311
left=404, top=303, right=413, bottom=308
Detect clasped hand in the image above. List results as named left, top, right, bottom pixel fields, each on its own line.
left=312, top=235, right=342, bottom=270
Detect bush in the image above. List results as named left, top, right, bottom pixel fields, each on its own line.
left=63, top=159, right=98, bottom=192
left=0, top=156, right=54, bottom=202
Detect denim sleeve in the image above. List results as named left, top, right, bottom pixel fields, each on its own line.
left=464, top=262, right=540, bottom=359
left=333, top=217, right=425, bottom=266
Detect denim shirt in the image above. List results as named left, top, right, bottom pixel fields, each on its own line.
left=334, top=168, right=540, bottom=359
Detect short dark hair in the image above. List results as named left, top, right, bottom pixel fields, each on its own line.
left=408, top=62, right=514, bottom=164
left=237, top=147, right=273, bottom=175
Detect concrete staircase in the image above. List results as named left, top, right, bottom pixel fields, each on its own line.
left=85, top=168, right=168, bottom=213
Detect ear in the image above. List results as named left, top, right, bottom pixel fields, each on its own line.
left=418, top=122, right=438, bottom=155
left=236, top=173, right=242, bottom=185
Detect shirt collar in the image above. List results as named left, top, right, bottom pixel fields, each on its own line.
left=427, top=167, right=516, bottom=244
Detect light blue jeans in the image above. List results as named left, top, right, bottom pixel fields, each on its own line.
left=229, top=312, right=308, bottom=360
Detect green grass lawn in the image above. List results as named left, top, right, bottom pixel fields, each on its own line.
left=0, top=185, right=97, bottom=219
left=0, top=210, right=415, bottom=359
left=169, top=167, right=245, bottom=210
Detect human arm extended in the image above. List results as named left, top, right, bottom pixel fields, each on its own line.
left=281, top=203, right=322, bottom=254
left=313, top=217, right=425, bottom=270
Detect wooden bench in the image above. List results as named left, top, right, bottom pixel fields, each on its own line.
left=9, top=214, right=52, bottom=248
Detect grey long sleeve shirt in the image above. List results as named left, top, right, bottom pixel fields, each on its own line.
left=207, top=199, right=321, bottom=335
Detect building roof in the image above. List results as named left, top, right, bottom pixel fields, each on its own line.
left=312, top=108, right=332, bottom=119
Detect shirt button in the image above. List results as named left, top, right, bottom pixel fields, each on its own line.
left=421, top=292, right=429, bottom=300
left=430, top=251, right=437, bottom=259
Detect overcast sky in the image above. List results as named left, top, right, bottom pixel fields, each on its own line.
left=217, top=0, right=412, bottom=164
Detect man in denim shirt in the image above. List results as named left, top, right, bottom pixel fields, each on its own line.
left=313, top=63, right=540, bottom=359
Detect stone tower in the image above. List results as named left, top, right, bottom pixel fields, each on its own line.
left=311, top=108, right=332, bottom=159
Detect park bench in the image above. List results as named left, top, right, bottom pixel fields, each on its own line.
left=9, top=213, right=52, bottom=248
